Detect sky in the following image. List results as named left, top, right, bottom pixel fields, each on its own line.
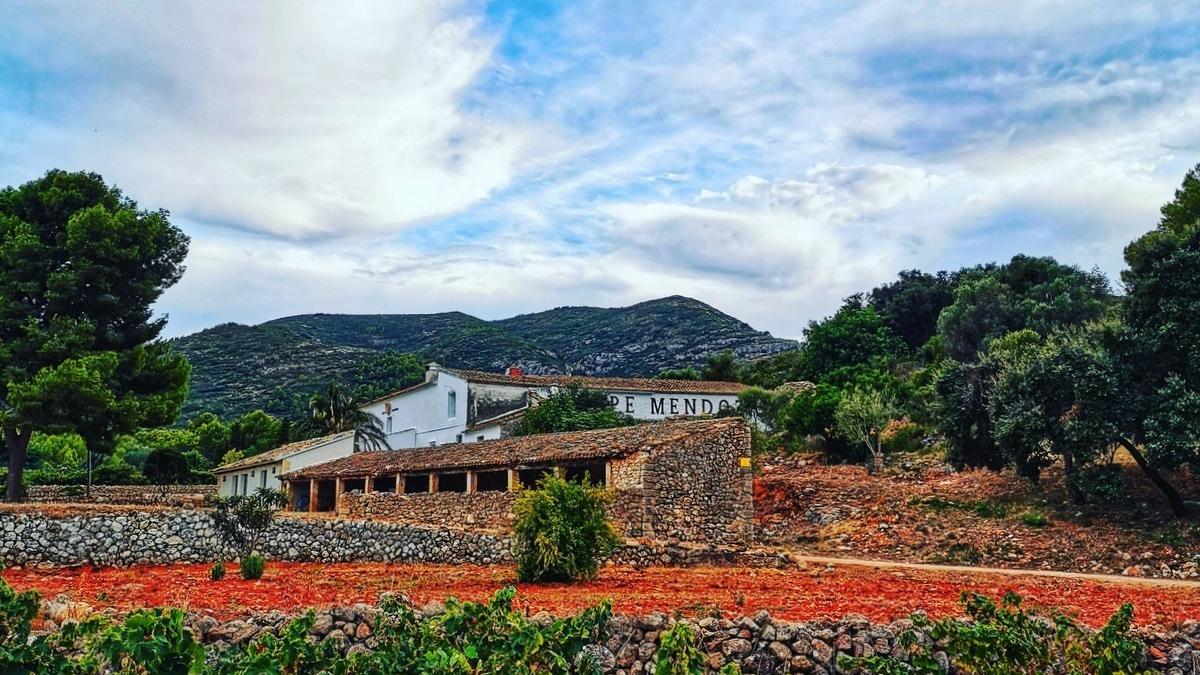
left=2, top=1, right=1199, bottom=340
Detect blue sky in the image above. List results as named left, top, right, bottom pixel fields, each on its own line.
left=2, top=1, right=1199, bottom=339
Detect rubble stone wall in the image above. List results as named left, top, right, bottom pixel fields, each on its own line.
left=337, top=491, right=518, bottom=531
left=66, top=602, right=1196, bottom=675
left=25, top=484, right=216, bottom=506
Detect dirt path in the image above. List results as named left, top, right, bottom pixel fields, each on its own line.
left=780, top=552, right=1200, bottom=588
left=6, top=558, right=1198, bottom=628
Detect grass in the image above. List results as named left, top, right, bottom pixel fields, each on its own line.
left=910, top=495, right=1010, bottom=519
left=1021, top=511, right=1050, bottom=528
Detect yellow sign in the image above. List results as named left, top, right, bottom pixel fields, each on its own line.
left=738, top=456, right=752, bottom=468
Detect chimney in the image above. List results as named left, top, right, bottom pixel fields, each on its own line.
left=425, top=362, right=441, bottom=383
left=506, top=366, right=524, bottom=379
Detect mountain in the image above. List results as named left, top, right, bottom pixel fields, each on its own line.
left=170, top=295, right=798, bottom=420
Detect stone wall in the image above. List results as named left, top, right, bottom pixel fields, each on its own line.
left=53, top=601, right=1193, bottom=674
left=0, top=509, right=510, bottom=568
left=636, top=421, right=754, bottom=546
left=26, top=484, right=216, bottom=506
left=0, top=508, right=766, bottom=569
left=337, top=491, right=518, bottom=531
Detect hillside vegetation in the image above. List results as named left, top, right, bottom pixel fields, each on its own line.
left=170, top=295, right=797, bottom=419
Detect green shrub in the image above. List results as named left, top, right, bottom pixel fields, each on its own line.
left=842, top=592, right=1153, bottom=675
left=1068, top=464, right=1125, bottom=503
left=513, top=474, right=621, bottom=582
left=653, top=622, right=741, bottom=674
left=1021, top=511, right=1050, bottom=527
left=239, top=554, right=265, bottom=580
left=210, top=561, right=226, bottom=581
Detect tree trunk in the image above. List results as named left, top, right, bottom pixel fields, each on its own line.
left=1118, top=435, right=1190, bottom=518
left=5, top=428, right=31, bottom=502
left=1062, top=451, right=1085, bottom=505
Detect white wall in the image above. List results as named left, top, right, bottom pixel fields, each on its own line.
left=361, top=371, right=470, bottom=449
left=216, top=433, right=355, bottom=498
left=601, top=390, right=737, bottom=419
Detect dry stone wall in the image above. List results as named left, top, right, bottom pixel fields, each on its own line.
left=43, top=601, right=1193, bottom=674
left=0, top=508, right=761, bottom=569
left=337, top=491, right=517, bottom=530
left=26, top=484, right=215, bottom=506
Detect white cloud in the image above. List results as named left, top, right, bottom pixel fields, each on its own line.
left=4, top=1, right=541, bottom=239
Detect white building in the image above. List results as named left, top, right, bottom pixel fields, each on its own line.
left=214, top=431, right=354, bottom=499
left=361, top=363, right=744, bottom=449
left=214, top=363, right=743, bottom=496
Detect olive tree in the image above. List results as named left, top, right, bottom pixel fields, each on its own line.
left=834, top=388, right=895, bottom=474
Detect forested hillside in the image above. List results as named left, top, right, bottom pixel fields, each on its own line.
left=170, top=296, right=797, bottom=419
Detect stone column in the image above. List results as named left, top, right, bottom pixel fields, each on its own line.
left=506, top=469, right=516, bottom=491
left=466, top=471, right=477, bottom=494
left=429, top=473, right=438, bottom=494
left=364, top=477, right=373, bottom=494
left=308, top=479, right=317, bottom=513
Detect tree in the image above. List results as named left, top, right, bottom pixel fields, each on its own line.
left=655, top=367, right=701, bottom=381
left=794, top=302, right=906, bottom=384
left=143, top=447, right=190, bottom=491
left=305, top=383, right=389, bottom=451
left=700, top=351, right=740, bottom=382
left=512, top=386, right=632, bottom=436
left=868, top=269, right=956, bottom=352
left=512, top=474, right=620, bottom=582
left=187, top=413, right=231, bottom=464
left=211, top=487, right=287, bottom=563
left=0, top=170, right=190, bottom=501
left=834, top=388, right=895, bottom=474
left=233, top=410, right=282, bottom=456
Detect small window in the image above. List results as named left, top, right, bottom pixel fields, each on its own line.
left=518, top=467, right=555, bottom=488
left=477, top=435, right=485, bottom=442
left=221, top=476, right=226, bottom=483
left=455, top=433, right=463, bottom=443
left=476, top=470, right=508, bottom=492
left=429, top=440, right=438, bottom=447
left=373, top=476, right=397, bottom=493
left=387, top=416, right=393, bottom=433
left=404, top=474, right=430, bottom=494
left=447, top=390, right=457, bottom=418
left=436, top=472, right=467, bottom=493
left=564, top=463, right=607, bottom=487
left=271, top=467, right=276, bottom=474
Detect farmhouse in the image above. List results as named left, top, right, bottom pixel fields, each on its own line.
left=214, top=363, right=743, bottom=497
left=279, top=417, right=754, bottom=545
left=215, top=432, right=354, bottom=498
left=363, top=363, right=744, bottom=449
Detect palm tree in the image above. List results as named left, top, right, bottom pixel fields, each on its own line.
left=306, top=383, right=390, bottom=452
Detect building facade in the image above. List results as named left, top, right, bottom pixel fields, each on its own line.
left=280, top=417, right=755, bottom=546
left=214, top=432, right=354, bottom=498
left=362, top=363, right=744, bottom=449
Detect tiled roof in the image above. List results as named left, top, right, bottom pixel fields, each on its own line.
left=444, top=368, right=745, bottom=395
left=215, top=432, right=353, bottom=473
left=281, top=417, right=744, bottom=481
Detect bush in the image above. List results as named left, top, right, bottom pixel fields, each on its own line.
left=842, top=592, right=1152, bottom=675
left=654, top=622, right=741, bottom=674
left=239, top=555, right=265, bottom=581
left=513, top=475, right=621, bottom=582
left=512, top=386, right=633, bottom=436
left=211, top=488, right=287, bottom=563
left=880, top=418, right=923, bottom=454
left=210, top=562, right=226, bottom=581
left=1068, top=464, right=1125, bottom=504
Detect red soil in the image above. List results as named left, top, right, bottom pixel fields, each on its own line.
left=6, top=562, right=1198, bottom=628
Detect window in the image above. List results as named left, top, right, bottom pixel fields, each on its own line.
left=455, top=433, right=463, bottom=443
left=476, top=435, right=485, bottom=442
left=429, top=440, right=438, bottom=447
left=403, top=474, right=430, bottom=494
left=386, top=416, right=393, bottom=433
left=260, top=471, right=268, bottom=489
left=373, top=476, right=397, bottom=493
left=221, top=476, right=226, bottom=483
left=564, top=462, right=607, bottom=487
left=447, top=390, right=457, bottom=418
left=436, top=472, right=467, bottom=493
left=518, top=467, right=555, bottom=488
left=475, top=470, right=509, bottom=492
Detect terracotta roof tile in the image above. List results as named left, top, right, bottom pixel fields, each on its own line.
left=281, top=417, right=744, bottom=481
left=216, top=431, right=353, bottom=473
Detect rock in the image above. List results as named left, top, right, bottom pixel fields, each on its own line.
left=722, top=638, right=752, bottom=656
